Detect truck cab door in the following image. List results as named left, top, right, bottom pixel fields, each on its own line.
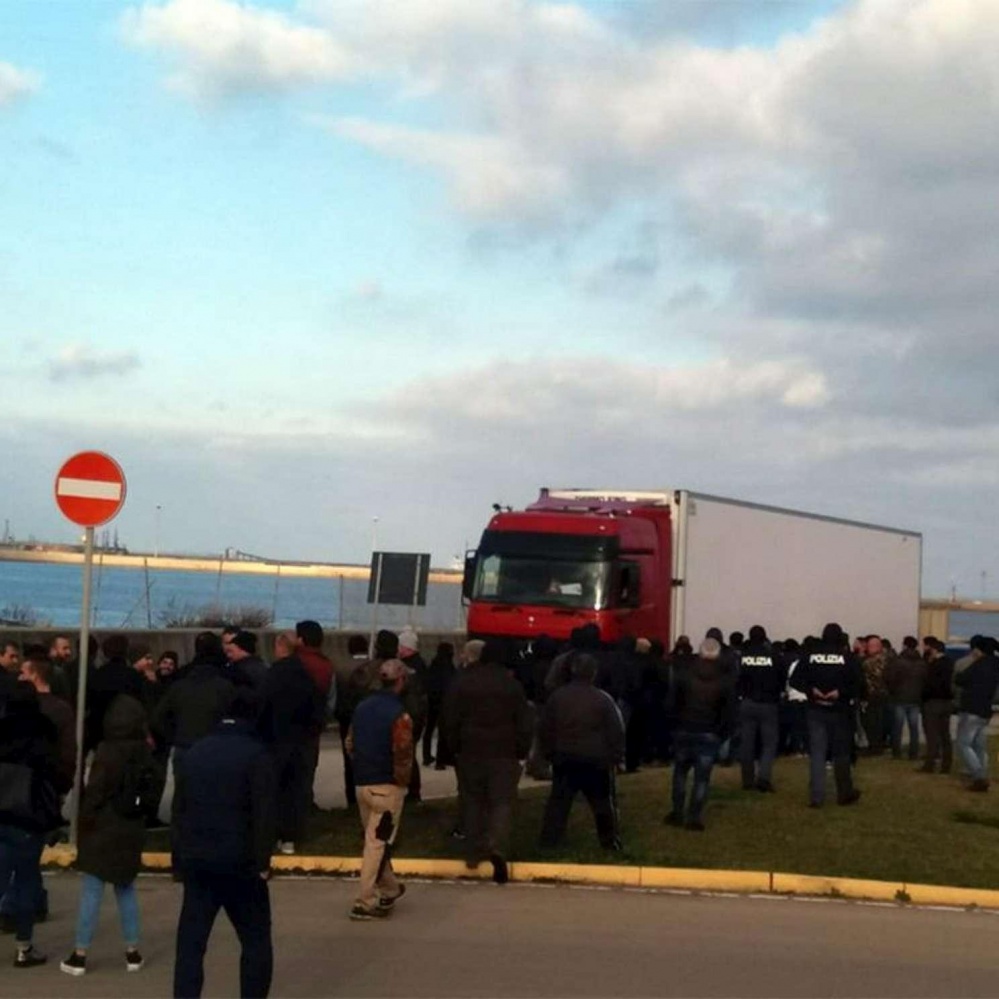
left=461, top=550, right=478, bottom=605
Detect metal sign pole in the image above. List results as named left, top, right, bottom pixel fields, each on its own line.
left=409, top=554, right=422, bottom=626
left=369, top=552, right=384, bottom=654
left=70, top=526, right=95, bottom=847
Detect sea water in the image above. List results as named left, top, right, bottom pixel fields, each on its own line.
left=0, top=559, right=465, bottom=631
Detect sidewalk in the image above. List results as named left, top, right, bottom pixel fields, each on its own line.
left=157, top=732, right=546, bottom=819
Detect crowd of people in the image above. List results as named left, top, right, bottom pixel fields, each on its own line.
left=0, top=620, right=997, bottom=996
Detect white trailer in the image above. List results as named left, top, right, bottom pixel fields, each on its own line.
left=672, top=492, right=922, bottom=644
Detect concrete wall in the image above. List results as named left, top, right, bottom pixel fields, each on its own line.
left=0, top=627, right=467, bottom=664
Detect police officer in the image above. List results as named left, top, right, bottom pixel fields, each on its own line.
left=737, top=625, right=787, bottom=792
left=789, top=622, right=864, bottom=808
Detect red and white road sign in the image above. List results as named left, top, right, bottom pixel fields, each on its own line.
left=54, top=451, right=127, bottom=527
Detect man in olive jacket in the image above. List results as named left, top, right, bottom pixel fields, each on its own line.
left=443, top=639, right=533, bottom=884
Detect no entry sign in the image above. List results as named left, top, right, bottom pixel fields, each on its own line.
left=54, top=450, right=127, bottom=527
left=54, top=450, right=127, bottom=845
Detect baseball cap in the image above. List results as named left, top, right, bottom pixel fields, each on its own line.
left=379, top=659, right=407, bottom=683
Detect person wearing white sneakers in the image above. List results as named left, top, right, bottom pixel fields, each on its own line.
left=60, top=694, right=156, bottom=977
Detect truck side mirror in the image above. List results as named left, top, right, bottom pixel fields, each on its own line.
left=462, top=550, right=478, bottom=603
left=617, top=563, right=640, bottom=608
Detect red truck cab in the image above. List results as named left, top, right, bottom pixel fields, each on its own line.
left=464, top=489, right=674, bottom=646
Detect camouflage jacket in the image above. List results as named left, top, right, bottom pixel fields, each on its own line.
left=862, top=652, right=890, bottom=700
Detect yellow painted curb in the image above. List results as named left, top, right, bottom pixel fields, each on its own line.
left=640, top=867, right=770, bottom=892
left=271, top=855, right=356, bottom=875
left=140, top=852, right=172, bottom=870
left=394, top=858, right=493, bottom=880
left=41, top=851, right=999, bottom=910
left=903, top=883, right=999, bottom=908
left=771, top=873, right=901, bottom=902
left=41, top=845, right=76, bottom=867
left=512, top=862, right=642, bottom=886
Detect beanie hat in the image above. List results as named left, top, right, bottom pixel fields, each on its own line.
left=398, top=627, right=418, bottom=654
left=375, top=629, right=399, bottom=659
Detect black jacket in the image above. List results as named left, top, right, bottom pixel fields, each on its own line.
left=736, top=642, right=788, bottom=704
left=424, top=651, right=456, bottom=700
left=0, top=684, right=64, bottom=833
left=172, top=719, right=277, bottom=877
left=443, top=663, right=534, bottom=761
left=86, top=657, right=145, bottom=755
left=256, top=656, right=322, bottom=747
left=539, top=680, right=624, bottom=767
left=955, top=655, right=999, bottom=720
left=76, top=694, right=152, bottom=886
left=234, top=655, right=269, bottom=690
left=789, top=643, right=864, bottom=711
left=922, top=654, right=954, bottom=702
left=670, top=657, right=736, bottom=738
left=152, top=659, right=236, bottom=750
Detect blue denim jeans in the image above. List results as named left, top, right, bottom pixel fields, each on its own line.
left=0, top=825, right=45, bottom=944
left=956, top=713, right=990, bottom=781
left=75, top=873, right=140, bottom=950
left=892, top=703, right=921, bottom=759
left=672, top=731, right=720, bottom=823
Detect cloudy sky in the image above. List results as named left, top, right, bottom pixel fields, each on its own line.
left=2, top=0, right=997, bottom=595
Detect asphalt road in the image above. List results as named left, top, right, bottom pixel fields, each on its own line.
left=5, top=874, right=997, bottom=998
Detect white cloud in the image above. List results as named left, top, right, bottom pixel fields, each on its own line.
left=47, top=344, right=142, bottom=382
left=107, top=0, right=999, bottom=595
left=0, top=61, right=41, bottom=106
left=329, top=117, right=569, bottom=222
left=370, top=356, right=830, bottom=435
left=121, top=0, right=355, bottom=98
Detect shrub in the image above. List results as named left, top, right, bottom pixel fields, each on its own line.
left=0, top=603, right=50, bottom=627
left=158, top=600, right=273, bottom=629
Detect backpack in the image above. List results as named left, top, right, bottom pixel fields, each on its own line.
left=114, top=751, right=158, bottom=820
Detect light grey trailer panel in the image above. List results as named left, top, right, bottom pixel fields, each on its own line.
left=679, top=495, right=921, bottom=644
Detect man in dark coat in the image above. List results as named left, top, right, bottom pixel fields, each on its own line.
left=86, top=634, right=145, bottom=756
left=0, top=682, right=64, bottom=968
left=918, top=637, right=954, bottom=774
left=256, top=635, right=323, bottom=855
left=172, top=691, right=277, bottom=999
left=538, top=653, right=624, bottom=850
left=790, top=623, right=864, bottom=808
left=736, top=625, right=788, bottom=792
left=152, top=633, right=236, bottom=774
left=225, top=632, right=268, bottom=690
left=293, top=621, right=335, bottom=811
left=421, top=642, right=455, bottom=767
left=443, top=639, right=533, bottom=884
left=335, top=635, right=370, bottom=807
left=954, top=636, right=999, bottom=792
left=19, top=657, right=77, bottom=791
left=668, top=638, right=737, bottom=830
left=2, top=655, right=73, bottom=936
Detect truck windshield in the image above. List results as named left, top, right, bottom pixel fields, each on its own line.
left=472, top=531, right=616, bottom=610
